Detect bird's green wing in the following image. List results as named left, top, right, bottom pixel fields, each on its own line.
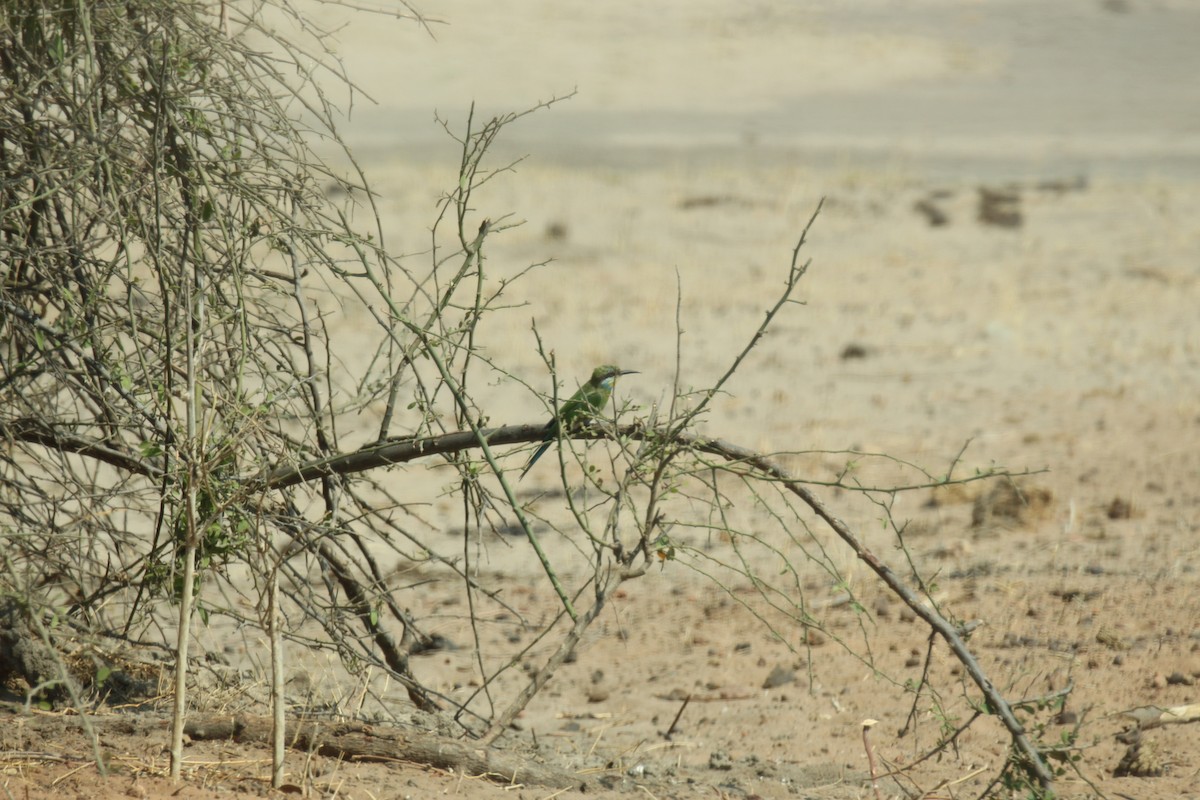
left=520, top=379, right=610, bottom=479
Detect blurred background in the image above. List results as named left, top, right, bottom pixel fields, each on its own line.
left=309, top=0, right=1200, bottom=179
left=295, top=0, right=1200, bottom=482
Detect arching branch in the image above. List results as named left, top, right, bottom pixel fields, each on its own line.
left=258, top=422, right=1053, bottom=789
left=2, top=400, right=1054, bottom=789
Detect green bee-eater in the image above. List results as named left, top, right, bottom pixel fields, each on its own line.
left=520, top=364, right=637, bottom=479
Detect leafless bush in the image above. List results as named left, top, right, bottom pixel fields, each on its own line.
left=0, top=1, right=1060, bottom=794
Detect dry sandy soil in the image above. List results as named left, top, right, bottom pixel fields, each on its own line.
left=4, top=1, right=1200, bottom=798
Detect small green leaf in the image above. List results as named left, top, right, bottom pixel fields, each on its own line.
left=48, top=34, right=64, bottom=64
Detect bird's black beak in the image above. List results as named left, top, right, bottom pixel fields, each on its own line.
left=619, top=370, right=639, bottom=376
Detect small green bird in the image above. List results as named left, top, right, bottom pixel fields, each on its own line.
left=521, top=364, right=637, bottom=479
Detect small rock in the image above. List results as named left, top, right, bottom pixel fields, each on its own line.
left=1106, top=497, right=1133, bottom=520
left=977, top=186, right=1023, bottom=228
left=586, top=686, right=610, bottom=703
left=840, top=342, right=869, bottom=360
left=1054, top=710, right=1078, bottom=725
left=708, top=750, right=734, bottom=771
left=1166, top=671, right=1194, bottom=686
left=762, top=665, right=795, bottom=690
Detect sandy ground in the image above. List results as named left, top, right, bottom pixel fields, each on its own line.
left=5, top=1, right=1200, bottom=798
